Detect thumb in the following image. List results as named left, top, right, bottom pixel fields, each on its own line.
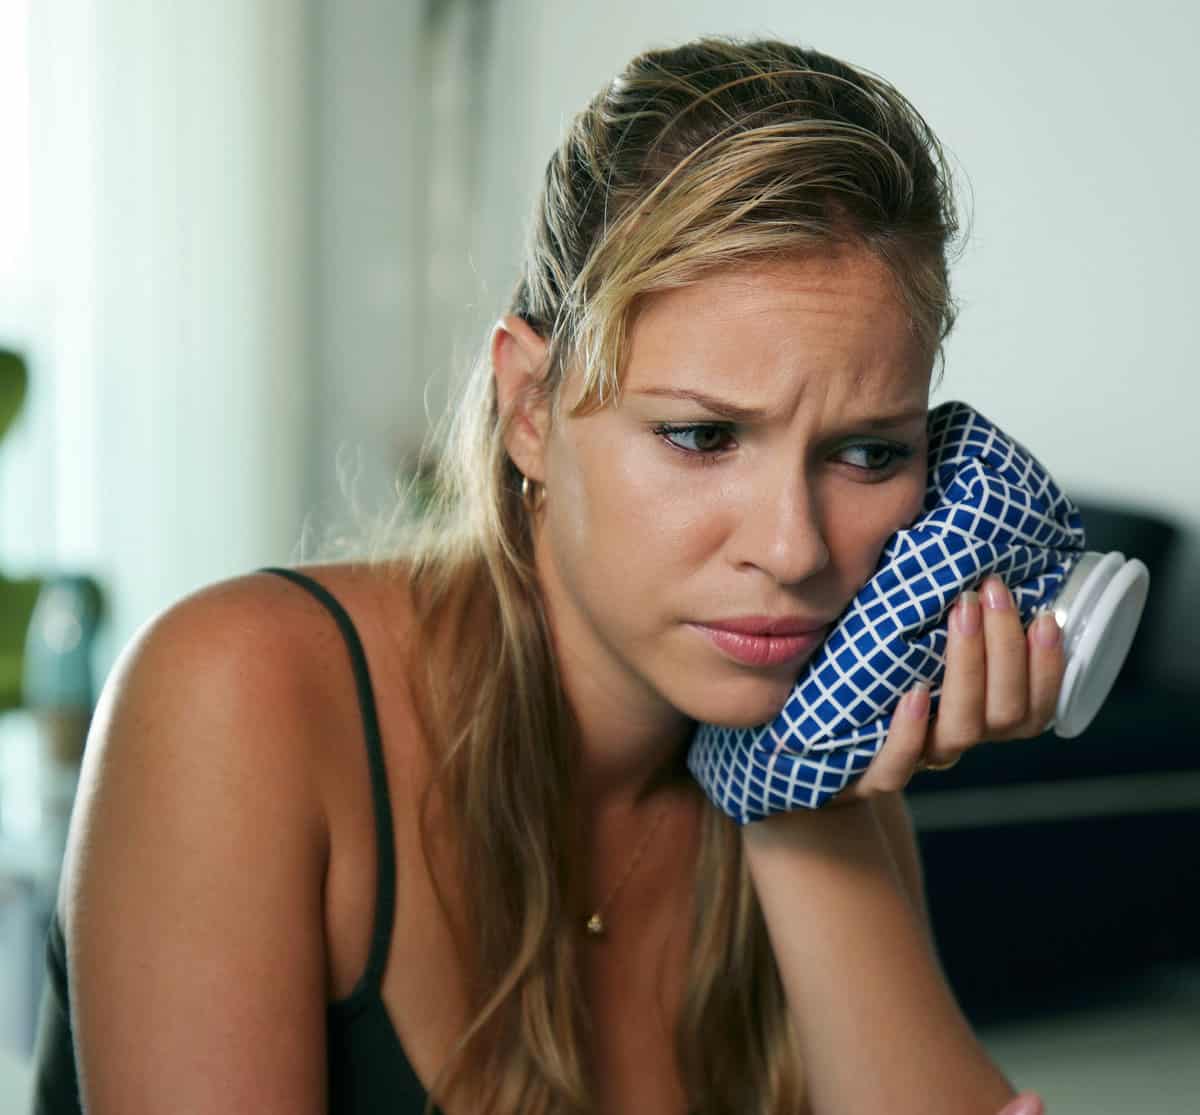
left=997, top=1092, right=1045, bottom=1115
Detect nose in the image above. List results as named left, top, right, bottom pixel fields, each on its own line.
left=729, top=466, right=831, bottom=586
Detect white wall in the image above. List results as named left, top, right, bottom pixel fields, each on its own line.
left=9, top=2, right=478, bottom=676
left=306, top=0, right=507, bottom=550
left=82, top=0, right=313, bottom=671
left=306, top=0, right=429, bottom=531
left=463, top=0, right=1200, bottom=686
left=4, top=2, right=314, bottom=670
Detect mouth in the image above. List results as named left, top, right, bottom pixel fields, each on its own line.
left=688, top=622, right=831, bottom=668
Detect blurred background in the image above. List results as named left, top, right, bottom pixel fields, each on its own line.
left=0, top=1, right=1197, bottom=1110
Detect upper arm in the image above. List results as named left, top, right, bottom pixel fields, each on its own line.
left=59, top=578, right=332, bottom=1115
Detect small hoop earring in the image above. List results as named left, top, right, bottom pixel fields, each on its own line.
left=520, top=475, right=546, bottom=512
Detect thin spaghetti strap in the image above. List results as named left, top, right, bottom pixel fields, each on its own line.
left=257, top=566, right=397, bottom=992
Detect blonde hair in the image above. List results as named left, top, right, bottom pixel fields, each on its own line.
left=389, top=36, right=961, bottom=1114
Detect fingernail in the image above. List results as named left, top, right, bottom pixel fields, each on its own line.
left=1005, top=1092, right=1045, bottom=1115
left=1034, top=608, right=1061, bottom=648
left=983, top=575, right=1012, bottom=611
left=952, top=590, right=981, bottom=635
left=904, top=681, right=931, bottom=720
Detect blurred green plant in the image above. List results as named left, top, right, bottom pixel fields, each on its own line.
left=0, top=347, right=27, bottom=441
left=0, top=347, right=44, bottom=709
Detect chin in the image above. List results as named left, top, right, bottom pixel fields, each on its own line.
left=672, top=673, right=799, bottom=730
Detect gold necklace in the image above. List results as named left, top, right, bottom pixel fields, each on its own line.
left=584, top=805, right=670, bottom=938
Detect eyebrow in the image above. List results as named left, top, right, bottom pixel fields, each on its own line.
left=633, top=387, right=927, bottom=428
left=634, top=387, right=768, bottom=422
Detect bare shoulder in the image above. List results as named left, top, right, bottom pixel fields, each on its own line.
left=54, top=562, right=427, bottom=1112
left=46, top=568, right=390, bottom=1112
left=57, top=571, right=337, bottom=920
left=89, top=561, right=417, bottom=743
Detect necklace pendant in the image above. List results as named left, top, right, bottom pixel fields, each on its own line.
left=585, top=913, right=606, bottom=936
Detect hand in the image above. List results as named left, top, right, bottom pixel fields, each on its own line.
left=997, top=1092, right=1045, bottom=1115
left=832, top=575, right=1065, bottom=803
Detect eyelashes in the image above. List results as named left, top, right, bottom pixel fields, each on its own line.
left=651, top=422, right=915, bottom=474
left=653, top=423, right=736, bottom=456
left=839, top=442, right=915, bottom=472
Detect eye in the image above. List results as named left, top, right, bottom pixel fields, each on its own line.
left=837, top=441, right=914, bottom=473
left=653, top=423, right=736, bottom=457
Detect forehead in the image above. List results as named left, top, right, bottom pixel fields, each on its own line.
left=617, top=248, right=929, bottom=406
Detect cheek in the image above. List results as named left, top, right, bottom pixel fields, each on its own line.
left=830, top=473, right=926, bottom=588
left=543, top=440, right=682, bottom=620
left=553, top=435, right=722, bottom=568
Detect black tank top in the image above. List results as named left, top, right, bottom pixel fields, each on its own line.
left=29, top=566, right=440, bottom=1114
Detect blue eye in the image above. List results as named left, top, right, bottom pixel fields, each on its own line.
left=653, top=423, right=735, bottom=456
left=838, top=442, right=913, bottom=472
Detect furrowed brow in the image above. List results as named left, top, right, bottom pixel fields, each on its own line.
left=853, top=407, right=929, bottom=429
left=634, top=388, right=927, bottom=430
left=633, top=388, right=768, bottom=422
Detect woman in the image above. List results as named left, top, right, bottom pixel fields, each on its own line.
left=34, top=37, right=1057, bottom=1115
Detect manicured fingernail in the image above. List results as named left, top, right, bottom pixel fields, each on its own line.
left=953, top=590, right=981, bottom=635
left=983, top=575, right=1012, bottom=610
left=905, top=681, right=931, bottom=720
left=1034, top=609, right=1061, bottom=648
left=1006, top=1093, right=1045, bottom=1115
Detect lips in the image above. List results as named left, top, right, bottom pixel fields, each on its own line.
left=690, top=620, right=832, bottom=667
left=701, top=615, right=831, bottom=637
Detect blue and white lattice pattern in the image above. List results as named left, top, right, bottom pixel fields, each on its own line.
left=687, top=401, right=1087, bottom=823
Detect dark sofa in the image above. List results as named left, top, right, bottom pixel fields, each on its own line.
left=907, top=500, right=1200, bottom=1021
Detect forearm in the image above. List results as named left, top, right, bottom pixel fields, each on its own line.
left=871, top=791, right=931, bottom=937
left=742, top=801, right=1014, bottom=1115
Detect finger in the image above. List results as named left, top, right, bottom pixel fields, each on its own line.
left=1025, top=608, right=1065, bottom=734
left=857, top=682, right=931, bottom=795
left=996, top=1092, right=1045, bottom=1115
left=980, top=574, right=1031, bottom=736
left=927, top=588, right=985, bottom=759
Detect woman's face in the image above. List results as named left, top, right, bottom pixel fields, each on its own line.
left=534, top=247, right=933, bottom=732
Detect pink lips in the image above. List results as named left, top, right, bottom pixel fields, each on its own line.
left=691, top=617, right=832, bottom=667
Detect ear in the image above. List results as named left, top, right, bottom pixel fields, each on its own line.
left=491, top=314, right=552, bottom=483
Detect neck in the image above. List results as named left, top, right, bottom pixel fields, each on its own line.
left=568, top=689, right=695, bottom=815
left=578, top=738, right=692, bottom=816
